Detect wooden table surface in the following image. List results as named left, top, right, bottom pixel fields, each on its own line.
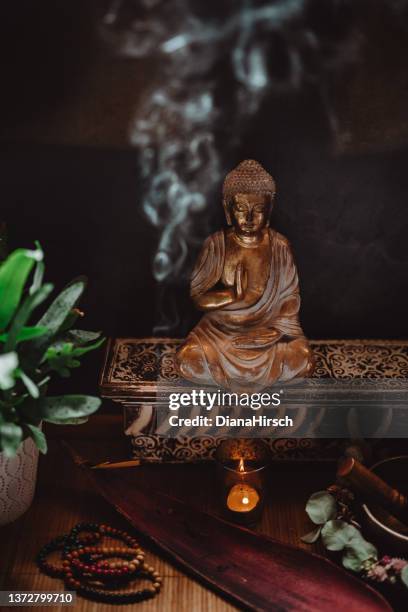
left=0, top=415, right=394, bottom=612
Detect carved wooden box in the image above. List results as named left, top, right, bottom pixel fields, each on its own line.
left=100, top=338, right=408, bottom=462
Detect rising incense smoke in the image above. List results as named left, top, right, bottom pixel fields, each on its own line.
left=99, top=0, right=362, bottom=331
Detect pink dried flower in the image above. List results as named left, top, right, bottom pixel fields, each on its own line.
left=390, top=558, right=408, bottom=572
left=367, top=564, right=388, bottom=582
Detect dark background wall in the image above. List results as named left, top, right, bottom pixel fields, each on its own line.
left=3, top=90, right=408, bottom=340
left=1, top=1, right=408, bottom=392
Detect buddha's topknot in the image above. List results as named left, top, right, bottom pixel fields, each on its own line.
left=222, top=159, right=276, bottom=204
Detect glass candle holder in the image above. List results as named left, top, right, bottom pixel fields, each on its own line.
left=215, top=439, right=270, bottom=526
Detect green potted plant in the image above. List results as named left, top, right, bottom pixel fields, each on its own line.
left=0, top=243, right=104, bottom=524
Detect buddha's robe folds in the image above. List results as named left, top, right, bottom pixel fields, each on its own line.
left=176, top=229, right=313, bottom=390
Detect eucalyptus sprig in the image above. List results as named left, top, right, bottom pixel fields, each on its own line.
left=0, top=244, right=104, bottom=457
left=302, top=489, right=408, bottom=590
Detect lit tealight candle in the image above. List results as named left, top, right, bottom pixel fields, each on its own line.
left=216, top=441, right=269, bottom=525
left=226, top=484, right=260, bottom=513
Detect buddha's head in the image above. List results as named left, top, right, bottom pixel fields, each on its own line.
left=222, top=160, right=276, bottom=236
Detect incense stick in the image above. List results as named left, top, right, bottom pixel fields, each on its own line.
left=90, top=459, right=142, bottom=470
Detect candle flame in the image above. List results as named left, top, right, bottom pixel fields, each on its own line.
left=238, top=458, right=245, bottom=472
left=242, top=496, right=249, bottom=505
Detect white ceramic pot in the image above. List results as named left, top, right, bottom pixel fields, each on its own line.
left=0, top=435, right=40, bottom=525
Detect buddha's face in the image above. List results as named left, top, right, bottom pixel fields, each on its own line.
left=231, top=193, right=269, bottom=236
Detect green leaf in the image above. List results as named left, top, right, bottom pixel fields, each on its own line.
left=4, top=283, right=53, bottom=352
left=321, top=520, right=361, bottom=551
left=28, top=280, right=86, bottom=358
left=16, top=326, right=48, bottom=343
left=401, top=565, right=408, bottom=588
left=26, top=423, right=47, bottom=454
left=16, top=369, right=40, bottom=398
left=37, top=375, right=50, bottom=388
left=0, top=351, right=18, bottom=390
left=45, top=343, right=76, bottom=377
left=44, top=337, right=104, bottom=379
left=66, top=329, right=102, bottom=345
left=0, top=326, right=48, bottom=344
left=0, top=245, right=43, bottom=331
left=70, top=336, right=105, bottom=357
left=36, top=395, right=101, bottom=424
left=301, top=526, right=322, bottom=544
left=53, top=416, right=89, bottom=425
left=305, top=491, right=337, bottom=525
left=342, top=536, right=378, bottom=572
left=57, top=309, right=83, bottom=334
left=0, top=422, right=23, bottom=457
left=29, top=250, right=44, bottom=295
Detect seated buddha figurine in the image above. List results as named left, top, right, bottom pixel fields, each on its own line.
left=176, top=159, right=314, bottom=390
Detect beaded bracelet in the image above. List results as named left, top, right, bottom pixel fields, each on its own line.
left=66, top=564, right=162, bottom=604
left=37, top=522, right=162, bottom=604
left=68, top=546, right=143, bottom=580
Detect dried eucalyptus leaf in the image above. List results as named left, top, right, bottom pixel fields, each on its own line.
left=301, top=526, right=322, bottom=543
left=401, top=565, right=408, bottom=588
left=305, top=491, right=337, bottom=525
left=342, top=536, right=378, bottom=572
left=321, top=520, right=361, bottom=551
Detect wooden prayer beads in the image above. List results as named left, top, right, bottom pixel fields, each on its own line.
left=37, top=522, right=162, bottom=604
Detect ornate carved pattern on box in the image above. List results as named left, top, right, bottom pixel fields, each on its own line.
left=100, top=338, right=408, bottom=462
